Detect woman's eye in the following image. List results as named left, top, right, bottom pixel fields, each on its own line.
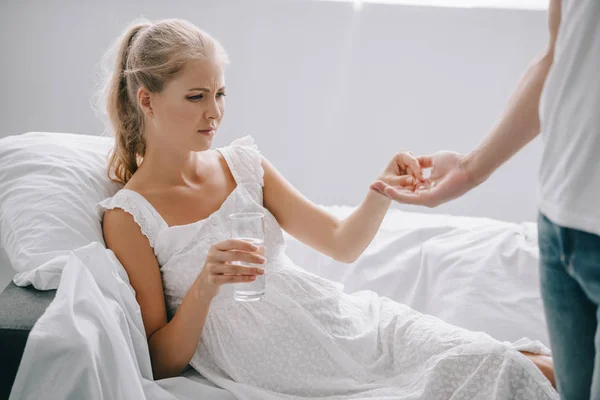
left=188, top=93, right=226, bottom=101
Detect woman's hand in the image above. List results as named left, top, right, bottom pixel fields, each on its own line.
left=372, top=151, right=474, bottom=208
left=195, top=239, right=266, bottom=298
left=370, top=150, right=425, bottom=195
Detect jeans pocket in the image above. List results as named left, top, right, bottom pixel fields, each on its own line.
left=537, top=213, right=560, bottom=262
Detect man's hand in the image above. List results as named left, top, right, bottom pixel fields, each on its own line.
left=370, top=151, right=475, bottom=208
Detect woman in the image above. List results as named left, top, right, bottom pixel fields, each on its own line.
left=97, top=18, right=556, bottom=399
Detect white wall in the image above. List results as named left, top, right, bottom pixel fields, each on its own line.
left=0, top=0, right=548, bottom=287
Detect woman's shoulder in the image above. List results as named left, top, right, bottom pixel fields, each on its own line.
left=218, top=135, right=264, bottom=186
left=97, top=173, right=157, bottom=218
left=97, top=180, right=167, bottom=248
left=220, top=135, right=260, bottom=154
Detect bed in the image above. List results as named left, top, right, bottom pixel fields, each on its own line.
left=0, top=132, right=551, bottom=399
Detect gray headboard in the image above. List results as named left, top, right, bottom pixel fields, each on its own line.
left=0, top=281, right=56, bottom=398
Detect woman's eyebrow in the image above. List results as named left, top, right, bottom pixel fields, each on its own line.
left=187, top=86, right=226, bottom=91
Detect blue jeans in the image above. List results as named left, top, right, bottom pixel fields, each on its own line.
left=538, top=213, right=600, bottom=400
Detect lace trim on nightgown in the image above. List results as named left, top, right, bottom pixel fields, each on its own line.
left=96, top=190, right=167, bottom=249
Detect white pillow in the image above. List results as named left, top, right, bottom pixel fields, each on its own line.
left=0, top=132, right=121, bottom=275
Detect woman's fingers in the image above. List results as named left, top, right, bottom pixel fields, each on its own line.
left=219, top=250, right=266, bottom=265
left=370, top=180, right=387, bottom=193
left=386, top=175, right=416, bottom=187
left=214, top=239, right=259, bottom=252
left=399, top=153, right=424, bottom=181
left=212, top=262, right=265, bottom=275
left=211, top=274, right=258, bottom=284
left=417, top=155, right=433, bottom=169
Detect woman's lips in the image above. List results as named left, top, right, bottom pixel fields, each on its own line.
left=198, top=129, right=216, bottom=136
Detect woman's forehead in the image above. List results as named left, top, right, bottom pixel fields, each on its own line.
left=177, top=59, right=225, bottom=88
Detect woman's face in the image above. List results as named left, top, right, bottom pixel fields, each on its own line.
left=145, top=58, right=226, bottom=151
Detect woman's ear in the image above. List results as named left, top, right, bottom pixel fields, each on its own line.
left=137, top=87, right=154, bottom=117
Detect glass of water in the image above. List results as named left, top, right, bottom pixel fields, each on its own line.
left=229, top=212, right=266, bottom=302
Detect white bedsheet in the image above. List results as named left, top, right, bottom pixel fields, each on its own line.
left=10, top=242, right=235, bottom=400
left=9, top=207, right=549, bottom=399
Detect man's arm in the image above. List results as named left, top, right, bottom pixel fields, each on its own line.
left=463, top=0, right=562, bottom=185
left=373, top=0, right=562, bottom=207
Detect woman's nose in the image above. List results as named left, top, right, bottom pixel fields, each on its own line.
left=206, top=98, right=222, bottom=120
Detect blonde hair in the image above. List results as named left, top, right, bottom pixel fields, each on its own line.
left=96, top=18, right=229, bottom=184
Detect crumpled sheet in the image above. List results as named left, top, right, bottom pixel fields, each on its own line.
left=9, top=242, right=235, bottom=400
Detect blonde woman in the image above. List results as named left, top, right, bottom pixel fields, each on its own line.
left=97, top=18, right=556, bottom=399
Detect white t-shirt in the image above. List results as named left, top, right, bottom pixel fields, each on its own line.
left=538, top=0, right=600, bottom=236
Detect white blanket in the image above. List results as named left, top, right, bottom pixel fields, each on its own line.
left=9, top=242, right=235, bottom=400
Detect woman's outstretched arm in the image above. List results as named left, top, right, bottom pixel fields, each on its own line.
left=262, top=153, right=421, bottom=263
